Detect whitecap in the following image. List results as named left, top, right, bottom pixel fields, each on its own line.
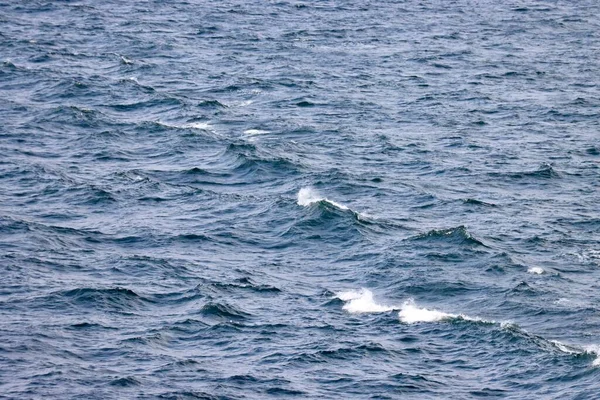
left=336, top=292, right=600, bottom=367
left=551, top=342, right=600, bottom=366
left=500, top=321, right=518, bottom=329
left=550, top=340, right=580, bottom=355
left=399, top=299, right=456, bottom=323
left=581, top=345, right=600, bottom=366
left=398, top=299, right=492, bottom=324
left=588, top=250, right=600, bottom=265
left=154, top=121, right=214, bottom=131
left=244, top=129, right=270, bottom=135
left=527, top=267, right=544, bottom=274
left=297, top=187, right=349, bottom=210
left=182, top=122, right=213, bottom=131
left=336, top=289, right=397, bottom=314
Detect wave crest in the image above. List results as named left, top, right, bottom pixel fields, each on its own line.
left=297, top=187, right=349, bottom=210
left=399, top=299, right=457, bottom=323
left=336, top=289, right=397, bottom=313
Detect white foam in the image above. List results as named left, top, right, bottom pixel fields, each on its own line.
left=244, top=129, right=269, bottom=135
left=500, top=321, right=517, bottom=329
left=297, top=187, right=322, bottom=206
left=582, top=345, right=600, bottom=366
left=155, top=121, right=214, bottom=132
left=336, top=291, right=600, bottom=367
left=399, top=300, right=456, bottom=323
left=588, top=250, right=600, bottom=265
left=336, top=289, right=397, bottom=314
left=183, top=122, right=212, bottom=131
left=398, top=299, right=492, bottom=324
left=568, top=250, right=600, bottom=265
left=551, top=342, right=600, bottom=366
left=297, top=187, right=349, bottom=210
left=550, top=340, right=579, bottom=355
left=527, top=267, right=544, bottom=275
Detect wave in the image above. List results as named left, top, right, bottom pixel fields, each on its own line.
left=108, top=97, right=184, bottom=112
left=463, top=198, right=497, bottom=207
left=156, top=120, right=214, bottom=131
left=48, top=286, right=149, bottom=312
left=517, top=163, right=560, bottom=179
left=183, top=121, right=213, bottom=131
left=411, top=225, right=487, bottom=247
left=297, top=187, right=350, bottom=211
left=212, top=277, right=281, bottom=293
left=399, top=300, right=458, bottom=323
left=244, top=129, right=270, bottom=135
left=490, top=163, right=560, bottom=180
left=527, top=267, right=544, bottom=274
left=336, top=289, right=398, bottom=313
left=197, top=99, right=226, bottom=108
left=336, top=289, right=600, bottom=366
left=335, top=289, right=487, bottom=321
left=398, top=299, right=487, bottom=324
left=200, top=302, right=250, bottom=320
left=120, top=56, right=134, bottom=65
left=548, top=342, right=600, bottom=366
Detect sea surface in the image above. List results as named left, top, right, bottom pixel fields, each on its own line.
left=1, top=0, right=599, bottom=398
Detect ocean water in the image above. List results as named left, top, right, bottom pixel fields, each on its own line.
left=1, top=0, right=599, bottom=398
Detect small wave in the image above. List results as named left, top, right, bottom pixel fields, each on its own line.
left=109, top=97, right=183, bottom=112
left=183, top=122, right=213, bottom=130
left=463, top=198, right=497, bottom=207
left=588, top=250, right=600, bottom=260
left=63, top=287, right=141, bottom=300
left=110, top=376, right=140, bottom=387
left=200, top=302, right=249, bottom=320
left=154, top=120, right=215, bottom=132
left=244, top=129, right=270, bottom=135
left=498, top=163, right=560, bottom=180
left=120, top=56, right=134, bottom=65
left=527, top=267, right=544, bottom=274
left=238, top=100, right=254, bottom=107
left=47, top=287, right=148, bottom=312
left=549, top=340, right=580, bottom=355
left=213, top=277, right=281, bottom=293
left=411, top=225, right=487, bottom=247
left=197, top=99, right=226, bottom=108
left=523, top=163, right=560, bottom=179
left=336, top=289, right=397, bottom=313
left=297, top=187, right=349, bottom=211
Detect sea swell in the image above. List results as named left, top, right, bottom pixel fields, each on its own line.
left=2, top=0, right=600, bottom=398
left=335, top=289, right=600, bottom=367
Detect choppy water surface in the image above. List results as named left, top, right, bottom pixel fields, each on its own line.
left=1, top=0, right=600, bottom=398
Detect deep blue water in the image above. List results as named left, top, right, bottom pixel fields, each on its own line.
left=1, top=0, right=600, bottom=398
